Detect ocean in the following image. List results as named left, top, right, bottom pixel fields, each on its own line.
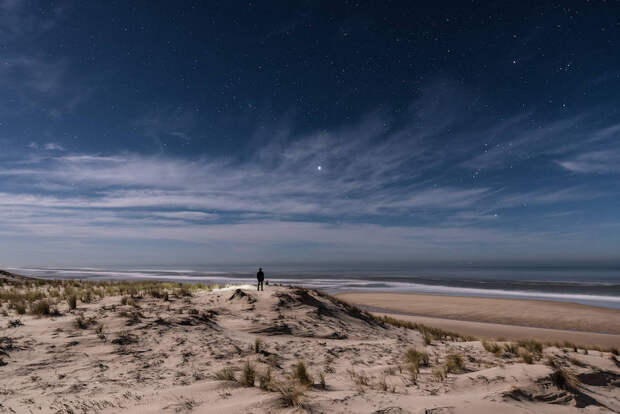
left=9, top=264, right=620, bottom=310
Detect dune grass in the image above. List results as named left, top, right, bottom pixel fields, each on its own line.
left=517, top=339, right=543, bottom=355
left=0, top=277, right=216, bottom=317
left=215, top=367, right=236, bottom=382
left=482, top=340, right=503, bottom=355
left=29, top=299, right=60, bottom=316
left=258, top=368, right=274, bottom=390
left=276, top=383, right=307, bottom=408
left=405, top=348, right=429, bottom=367
left=404, top=348, right=429, bottom=383
left=254, top=338, right=262, bottom=353
left=240, top=361, right=256, bottom=387
left=67, top=294, right=77, bottom=310
left=519, top=349, right=534, bottom=364
left=445, top=353, right=465, bottom=373
left=74, top=313, right=96, bottom=329
left=311, top=292, right=476, bottom=342
left=291, top=360, right=313, bottom=386
left=378, top=314, right=475, bottom=342
left=547, top=357, right=579, bottom=392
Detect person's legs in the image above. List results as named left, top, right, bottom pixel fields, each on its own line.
left=260, top=281, right=264, bottom=291
left=257, top=281, right=260, bottom=291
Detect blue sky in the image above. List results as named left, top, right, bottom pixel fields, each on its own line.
left=0, top=1, right=619, bottom=266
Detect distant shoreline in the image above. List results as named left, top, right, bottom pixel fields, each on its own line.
left=10, top=266, right=620, bottom=309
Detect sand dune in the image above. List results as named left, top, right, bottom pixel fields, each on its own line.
left=370, top=312, right=620, bottom=349
left=336, top=292, right=620, bottom=334
left=1, top=278, right=619, bottom=413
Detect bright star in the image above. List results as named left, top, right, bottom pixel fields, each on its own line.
left=317, top=165, right=322, bottom=171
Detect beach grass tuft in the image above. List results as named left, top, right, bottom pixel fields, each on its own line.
left=29, top=299, right=60, bottom=316
left=404, top=347, right=429, bottom=381
left=240, top=360, right=255, bottom=387
left=74, top=313, right=95, bottom=329
left=276, top=383, right=307, bottom=409
left=445, top=353, right=465, bottom=373
left=67, top=294, right=77, bottom=310
left=517, top=339, right=543, bottom=355
left=258, top=368, right=274, bottom=391
left=291, top=360, right=313, bottom=386
left=319, top=371, right=326, bottom=390
left=547, top=358, right=579, bottom=391
left=215, top=367, right=236, bottom=382
left=519, top=349, right=534, bottom=364
left=378, top=314, right=475, bottom=342
left=482, top=341, right=503, bottom=355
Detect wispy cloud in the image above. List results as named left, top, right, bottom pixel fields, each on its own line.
left=557, top=149, right=620, bottom=174
left=1, top=100, right=614, bottom=231
left=0, top=77, right=617, bottom=262
left=495, top=186, right=609, bottom=208
left=26, top=142, right=65, bottom=151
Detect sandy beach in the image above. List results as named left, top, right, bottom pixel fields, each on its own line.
left=1, top=273, right=619, bottom=413
left=337, top=292, right=620, bottom=347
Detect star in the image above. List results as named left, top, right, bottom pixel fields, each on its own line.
left=317, top=165, right=322, bottom=171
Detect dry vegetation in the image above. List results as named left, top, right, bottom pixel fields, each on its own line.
left=0, top=276, right=214, bottom=317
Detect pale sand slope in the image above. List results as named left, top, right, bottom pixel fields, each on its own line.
left=337, top=292, right=620, bottom=333
left=1, top=285, right=619, bottom=413
left=371, top=312, right=620, bottom=349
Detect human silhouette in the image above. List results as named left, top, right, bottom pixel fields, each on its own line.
left=256, top=267, right=264, bottom=291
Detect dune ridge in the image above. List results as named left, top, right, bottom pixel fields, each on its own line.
left=0, top=274, right=619, bottom=413
left=337, top=292, right=620, bottom=334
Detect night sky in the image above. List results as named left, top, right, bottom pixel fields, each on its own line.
left=1, top=1, right=619, bottom=266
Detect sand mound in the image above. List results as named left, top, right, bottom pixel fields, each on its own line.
left=237, top=287, right=388, bottom=340
left=0, top=282, right=618, bottom=413
left=228, top=288, right=257, bottom=304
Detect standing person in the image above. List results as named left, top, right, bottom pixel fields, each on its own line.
left=256, top=267, right=265, bottom=291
